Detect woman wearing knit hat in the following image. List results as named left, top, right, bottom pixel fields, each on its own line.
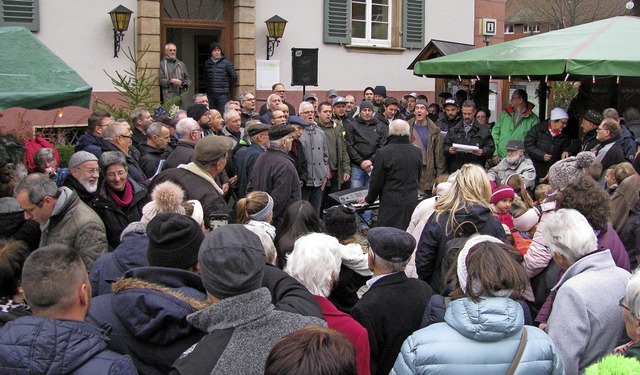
left=395, top=237, right=563, bottom=374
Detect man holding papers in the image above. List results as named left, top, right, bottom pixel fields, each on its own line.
left=443, top=100, right=495, bottom=173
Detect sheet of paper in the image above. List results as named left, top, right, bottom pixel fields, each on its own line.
left=452, top=143, right=480, bottom=153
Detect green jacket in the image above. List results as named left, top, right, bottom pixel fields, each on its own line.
left=320, top=120, right=351, bottom=188
left=492, top=102, right=539, bottom=159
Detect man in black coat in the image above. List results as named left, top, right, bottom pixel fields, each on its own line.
left=204, top=43, right=237, bottom=114
left=360, top=119, right=421, bottom=230
left=138, top=122, right=171, bottom=177
left=443, top=100, right=494, bottom=173
left=164, top=118, right=202, bottom=169
left=247, top=124, right=301, bottom=228
left=525, top=107, right=572, bottom=183
left=236, top=122, right=270, bottom=198
left=351, top=227, right=433, bottom=375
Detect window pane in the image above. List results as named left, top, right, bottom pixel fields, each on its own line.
left=352, top=20, right=366, bottom=38
left=373, top=0, right=389, bottom=5
left=371, top=5, right=388, bottom=22
left=371, top=22, right=388, bottom=39
left=351, top=2, right=366, bottom=21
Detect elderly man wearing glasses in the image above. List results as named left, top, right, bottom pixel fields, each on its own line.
left=15, top=173, right=107, bottom=272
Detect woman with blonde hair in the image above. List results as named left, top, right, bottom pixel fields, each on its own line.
left=415, top=164, right=505, bottom=294
left=235, top=191, right=276, bottom=240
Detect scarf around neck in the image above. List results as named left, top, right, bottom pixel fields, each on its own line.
left=107, top=179, right=133, bottom=207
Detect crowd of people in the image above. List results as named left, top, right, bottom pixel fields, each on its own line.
left=0, top=79, right=639, bottom=375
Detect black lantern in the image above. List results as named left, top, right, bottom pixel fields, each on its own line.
left=265, top=15, right=287, bottom=60
left=109, top=5, right=134, bottom=58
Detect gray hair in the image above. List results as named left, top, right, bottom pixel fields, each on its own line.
left=625, top=269, right=640, bottom=321
left=15, top=173, right=59, bottom=205
left=299, top=101, right=314, bottom=114
left=284, top=233, right=342, bottom=297
left=146, top=122, right=167, bottom=139
left=603, top=108, right=620, bottom=121
left=389, top=119, right=411, bottom=136
left=373, top=252, right=409, bottom=272
left=99, top=151, right=128, bottom=171
left=624, top=107, right=640, bottom=122
left=102, top=122, right=128, bottom=141
left=130, top=107, right=148, bottom=123
left=192, top=93, right=208, bottom=103
left=33, top=148, right=55, bottom=167
left=542, top=208, right=597, bottom=264
left=239, top=91, right=254, bottom=102
left=173, top=109, right=187, bottom=119
left=224, top=100, right=241, bottom=113
left=462, top=100, right=476, bottom=110
left=176, top=118, right=199, bottom=138
left=267, top=94, right=281, bottom=107
left=223, top=109, right=240, bottom=123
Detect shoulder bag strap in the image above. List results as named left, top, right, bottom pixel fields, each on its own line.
left=507, top=328, right=528, bottom=375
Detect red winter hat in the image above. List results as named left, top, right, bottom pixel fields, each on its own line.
left=491, top=185, right=515, bottom=205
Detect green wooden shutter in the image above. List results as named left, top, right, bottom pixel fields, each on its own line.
left=402, top=0, right=424, bottom=49
left=323, top=0, right=351, bottom=45
left=0, top=0, right=39, bottom=31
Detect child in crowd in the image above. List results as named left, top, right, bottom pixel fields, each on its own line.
left=505, top=173, right=535, bottom=209
left=534, top=184, right=550, bottom=204
left=491, top=185, right=515, bottom=229
left=510, top=197, right=541, bottom=254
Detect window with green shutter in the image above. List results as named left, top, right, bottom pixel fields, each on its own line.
left=0, top=0, right=39, bottom=31
left=324, top=0, right=351, bottom=45
left=402, top=0, right=424, bottom=49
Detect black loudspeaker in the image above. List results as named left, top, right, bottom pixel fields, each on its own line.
left=291, top=48, right=319, bottom=86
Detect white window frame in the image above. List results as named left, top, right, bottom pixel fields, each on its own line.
left=505, top=24, right=514, bottom=34
left=532, top=23, right=540, bottom=33
left=351, top=0, right=392, bottom=47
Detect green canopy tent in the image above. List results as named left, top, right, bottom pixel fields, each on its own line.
left=0, top=27, right=92, bottom=110
left=414, top=16, right=640, bottom=80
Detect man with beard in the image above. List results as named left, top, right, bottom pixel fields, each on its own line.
left=63, top=151, right=100, bottom=205
left=372, top=86, right=386, bottom=113
left=436, top=98, right=461, bottom=134
left=488, top=140, right=536, bottom=189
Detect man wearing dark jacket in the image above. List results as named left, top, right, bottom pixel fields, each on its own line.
left=444, top=100, right=494, bottom=173
left=580, top=109, right=602, bottom=153
left=248, top=124, right=301, bottom=228
left=236, top=122, right=270, bottom=198
left=351, top=227, right=433, bottom=375
left=75, top=110, right=112, bottom=158
left=525, top=108, right=572, bottom=183
left=64, top=151, right=100, bottom=204
left=0, top=244, right=138, bottom=374
left=169, top=225, right=325, bottom=375
left=205, top=43, right=237, bottom=114
left=149, top=136, right=232, bottom=229
left=101, top=121, right=148, bottom=185
left=436, top=98, right=462, bottom=134
left=595, top=118, right=626, bottom=180
left=165, top=117, right=203, bottom=169
left=138, top=122, right=171, bottom=177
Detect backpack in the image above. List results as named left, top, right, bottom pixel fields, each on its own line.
left=440, top=220, right=479, bottom=286
left=23, top=137, right=60, bottom=171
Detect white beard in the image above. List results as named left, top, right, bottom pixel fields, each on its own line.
left=81, top=180, right=98, bottom=193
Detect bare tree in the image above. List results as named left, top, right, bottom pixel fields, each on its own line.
left=521, top=0, right=627, bottom=29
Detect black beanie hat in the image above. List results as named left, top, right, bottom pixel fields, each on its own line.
left=187, top=104, right=210, bottom=122
left=323, top=206, right=357, bottom=241
left=147, top=213, right=205, bottom=270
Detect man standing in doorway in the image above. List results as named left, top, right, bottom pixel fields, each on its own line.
left=205, top=43, right=237, bottom=115
left=159, top=43, right=191, bottom=108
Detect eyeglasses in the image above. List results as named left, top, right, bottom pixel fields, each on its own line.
left=620, top=297, right=631, bottom=311
left=22, top=198, right=44, bottom=215
left=597, top=127, right=609, bottom=132
left=300, top=110, right=314, bottom=115
left=77, top=167, right=100, bottom=175
left=244, top=98, right=256, bottom=102
left=120, top=135, right=132, bottom=139
left=106, top=170, right=127, bottom=179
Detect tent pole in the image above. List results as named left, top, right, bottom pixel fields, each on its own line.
left=539, top=79, right=547, bottom=119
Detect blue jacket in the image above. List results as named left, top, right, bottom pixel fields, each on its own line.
left=392, top=297, right=563, bottom=375
left=89, top=221, right=149, bottom=296
left=0, top=316, right=138, bottom=374
left=87, top=267, right=208, bottom=375
left=75, top=132, right=103, bottom=159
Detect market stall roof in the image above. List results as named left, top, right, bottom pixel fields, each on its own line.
left=413, top=16, right=640, bottom=80
left=0, top=27, right=92, bottom=110
left=407, top=40, right=474, bottom=73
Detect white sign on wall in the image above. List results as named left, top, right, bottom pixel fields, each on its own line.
left=256, top=60, right=281, bottom=90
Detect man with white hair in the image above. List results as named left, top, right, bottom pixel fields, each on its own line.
left=298, top=101, right=330, bottom=215
left=259, top=93, right=284, bottom=124
left=259, top=83, right=296, bottom=117
left=159, top=43, right=191, bottom=108
left=544, top=208, right=631, bottom=375
left=165, top=117, right=203, bottom=169
left=63, top=151, right=100, bottom=204
left=358, top=119, right=422, bottom=230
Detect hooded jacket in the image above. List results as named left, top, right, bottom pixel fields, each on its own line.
left=547, top=250, right=631, bottom=375
left=0, top=316, right=138, bottom=374
left=392, top=297, right=563, bottom=375
left=416, top=204, right=506, bottom=294
left=89, top=222, right=149, bottom=296
left=87, top=267, right=208, bottom=375
left=344, top=116, right=388, bottom=166
left=492, top=103, right=540, bottom=159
